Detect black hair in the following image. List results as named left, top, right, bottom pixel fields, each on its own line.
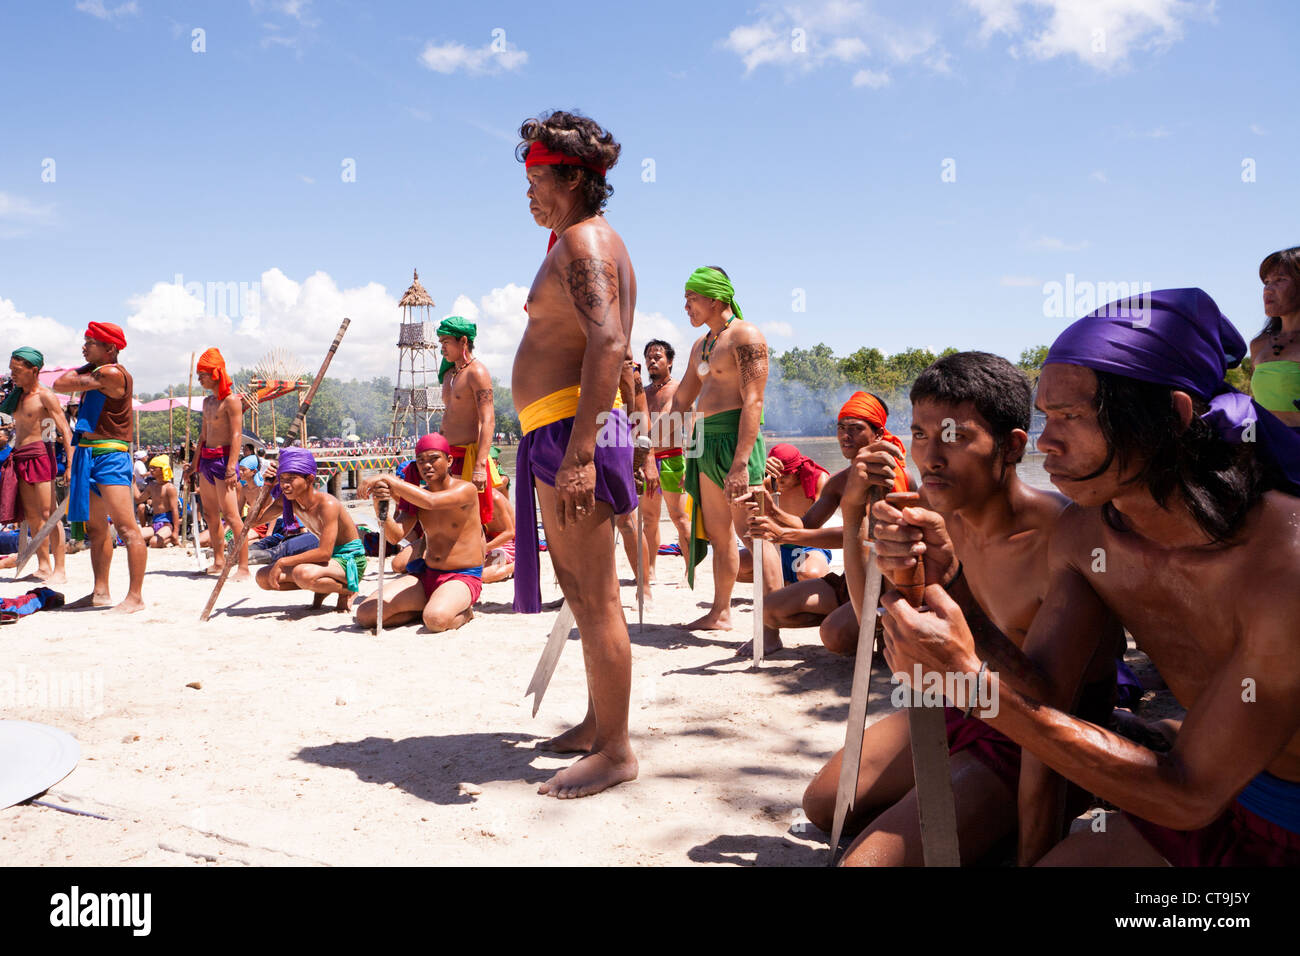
left=1091, top=371, right=1266, bottom=542
left=910, top=351, right=1031, bottom=462
left=644, top=339, right=675, bottom=365
left=516, top=110, right=621, bottom=215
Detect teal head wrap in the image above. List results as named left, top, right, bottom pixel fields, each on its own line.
left=0, top=347, right=45, bottom=415
left=684, top=267, right=743, bottom=322
left=436, top=316, right=478, bottom=384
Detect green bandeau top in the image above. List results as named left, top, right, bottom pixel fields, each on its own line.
left=1251, top=360, right=1300, bottom=413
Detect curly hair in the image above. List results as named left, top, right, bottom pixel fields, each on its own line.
left=516, top=110, right=621, bottom=215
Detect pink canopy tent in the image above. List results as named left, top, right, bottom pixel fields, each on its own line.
left=33, top=367, right=203, bottom=411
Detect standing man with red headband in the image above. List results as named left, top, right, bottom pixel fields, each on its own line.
left=52, top=322, right=146, bottom=613
left=182, top=347, right=250, bottom=579
left=512, top=110, right=640, bottom=799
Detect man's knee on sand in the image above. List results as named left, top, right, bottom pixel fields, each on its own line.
left=820, top=610, right=858, bottom=656
left=422, top=602, right=468, bottom=632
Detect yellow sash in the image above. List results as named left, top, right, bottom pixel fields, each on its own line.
left=518, top=385, right=625, bottom=435
left=452, top=442, right=502, bottom=489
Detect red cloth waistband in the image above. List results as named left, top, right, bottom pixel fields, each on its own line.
left=655, top=448, right=684, bottom=459
left=200, top=445, right=230, bottom=460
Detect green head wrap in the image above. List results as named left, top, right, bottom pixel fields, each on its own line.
left=436, top=316, right=478, bottom=384
left=11, top=347, right=44, bottom=369
left=684, top=267, right=743, bottom=322
left=0, top=347, right=45, bottom=415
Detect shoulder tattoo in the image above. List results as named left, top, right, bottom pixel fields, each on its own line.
left=735, top=343, right=768, bottom=388
left=475, top=387, right=494, bottom=409
left=564, top=258, right=618, bottom=327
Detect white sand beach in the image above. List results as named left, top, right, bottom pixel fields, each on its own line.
left=2, top=508, right=884, bottom=867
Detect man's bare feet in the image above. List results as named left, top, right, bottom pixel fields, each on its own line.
left=65, top=591, right=112, bottom=609
left=203, top=564, right=223, bottom=576
left=336, top=592, right=352, bottom=612
left=109, top=596, right=146, bottom=614
left=537, top=721, right=596, bottom=754
left=45, top=571, right=66, bottom=586
left=538, top=749, right=638, bottom=799
left=685, top=610, right=732, bottom=631
left=232, top=569, right=252, bottom=582
left=735, top=633, right=783, bottom=657
left=311, top=593, right=327, bottom=610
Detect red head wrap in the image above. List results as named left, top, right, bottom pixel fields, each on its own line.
left=768, top=443, right=829, bottom=501
left=524, top=140, right=607, bottom=176
left=839, top=391, right=908, bottom=491
left=197, top=347, right=232, bottom=400
left=416, top=432, right=452, bottom=456
left=85, top=321, right=127, bottom=350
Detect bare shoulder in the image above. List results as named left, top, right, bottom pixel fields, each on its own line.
left=221, top=394, right=243, bottom=415
left=729, top=321, right=767, bottom=348
left=1046, top=503, right=1103, bottom=565
left=557, top=217, right=624, bottom=262
left=466, top=362, right=493, bottom=391
left=1017, top=482, right=1070, bottom=530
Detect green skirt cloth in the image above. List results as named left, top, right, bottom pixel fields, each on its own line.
left=332, top=538, right=368, bottom=593
left=682, top=408, right=767, bottom=588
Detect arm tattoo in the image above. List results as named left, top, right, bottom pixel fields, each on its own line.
left=736, top=343, right=768, bottom=388
left=564, top=258, right=618, bottom=327
left=475, top=388, right=494, bottom=409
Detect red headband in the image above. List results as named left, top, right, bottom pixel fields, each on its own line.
left=525, top=140, right=606, bottom=176
left=85, top=321, right=127, bottom=350
left=416, top=432, right=452, bottom=456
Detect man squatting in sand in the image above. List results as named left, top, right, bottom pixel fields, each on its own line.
left=879, top=292, right=1300, bottom=866
left=138, top=455, right=180, bottom=549
left=436, top=316, right=503, bottom=526
left=741, top=392, right=910, bottom=658
left=355, top=432, right=485, bottom=632
left=252, top=448, right=366, bottom=611
left=640, top=339, right=692, bottom=580
left=1, top=347, right=73, bottom=583
left=668, top=266, right=777, bottom=631
left=803, top=352, right=1123, bottom=866
left=511, top=110, right=640, bottom=798
left=183, top=347, right=250, bottom=579
left=52, top=322, right=146, bottom=613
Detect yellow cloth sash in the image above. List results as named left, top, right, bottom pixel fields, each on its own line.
left=450, top=442, right=502, bottom=489
left=78, top=437, right=129, bottom=455
left=518, top=385, right=625, bottom=435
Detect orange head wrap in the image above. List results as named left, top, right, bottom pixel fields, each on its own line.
left=197, top=347, right=232, bottom=400
left=839, top=391, right=908, bottom=492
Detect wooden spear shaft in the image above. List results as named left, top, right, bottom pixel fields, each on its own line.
left=199, top=318, right=352, bottom=621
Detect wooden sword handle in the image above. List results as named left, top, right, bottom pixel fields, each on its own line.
left=885, top=491, right=924, bottom=607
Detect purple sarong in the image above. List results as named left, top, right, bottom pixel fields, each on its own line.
left=198, top=445, right=230, bottom=485
left=513, top=410, right=638, bottom=613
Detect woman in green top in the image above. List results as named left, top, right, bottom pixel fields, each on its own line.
left=1250, top=247, right=1300, bottom=430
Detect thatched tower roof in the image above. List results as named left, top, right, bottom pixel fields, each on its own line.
left=398, top=269, right=435, bottom=309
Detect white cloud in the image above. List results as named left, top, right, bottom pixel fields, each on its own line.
left=999, top=275, right=1041, bottom=287
left=1250, top=123, right=1267, bottom=136
left=1089, top=169, right=1109, bottom=182
left=722, top=1, right=947, bottom=86
left=760, top=321, right=795, bottom=338
left=0, top=192, right=55, bottom=239
left=964, top=0, right=1210, bottom=71
left=0, top=297, right=83, bottom=364
left=851, top=68, right=891, bottom=88
left=75, top=0, right=139, bottom=20
left=419, top=38, right=528, bottom=75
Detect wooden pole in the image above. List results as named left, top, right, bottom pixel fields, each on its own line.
left=168, top=386, right=174, bottom=449
left=200, top=319, right=352, bottom=621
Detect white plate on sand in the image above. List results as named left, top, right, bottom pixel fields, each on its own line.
left=0, top=721, right=80, bottom=810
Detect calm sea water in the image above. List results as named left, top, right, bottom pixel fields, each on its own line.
left=486, top=434, right=1054, bottom=494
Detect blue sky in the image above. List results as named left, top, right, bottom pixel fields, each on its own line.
left=1, top=0, right=1296, bottom=391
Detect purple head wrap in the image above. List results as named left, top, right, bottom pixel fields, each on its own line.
left=271, top=448, right=319, bottom=522
left=1045, top=287, right=1300, bottom=495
